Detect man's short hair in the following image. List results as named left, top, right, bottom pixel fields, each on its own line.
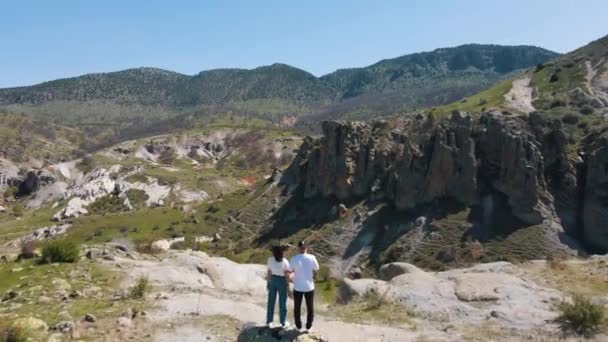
left=298, top=240, right=306, bottom=248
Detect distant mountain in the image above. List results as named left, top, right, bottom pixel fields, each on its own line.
left=0, top=43, right=558, bottom=145
left=0, top=44, right=557, bottom=109
left=322, top=44, right=558, bottom=99
left=432, top=35, right=608, bottom=117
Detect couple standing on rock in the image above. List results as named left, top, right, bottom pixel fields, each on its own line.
left=266, top=240, right=319, bottom=331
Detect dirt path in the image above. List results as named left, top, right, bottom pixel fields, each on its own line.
left=504, top=76, right=535, bottom=114
left=109, top=251, right=450, bottom=341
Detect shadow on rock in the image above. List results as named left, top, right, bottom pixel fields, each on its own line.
left=237, top=324, right=328, bottom=342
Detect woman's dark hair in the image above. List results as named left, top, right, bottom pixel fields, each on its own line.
left=272, top=245, right=284, bottom=262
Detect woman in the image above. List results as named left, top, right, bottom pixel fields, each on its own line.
left=266, top=245, right=290, bottom=327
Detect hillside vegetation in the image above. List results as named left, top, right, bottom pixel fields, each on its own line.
left=0, top=45, right=557, bottom=138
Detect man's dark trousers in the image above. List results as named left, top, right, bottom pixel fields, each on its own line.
left=293, top=290, right=314, bottom=329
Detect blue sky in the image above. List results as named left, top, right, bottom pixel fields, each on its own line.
left=1, top=0, right=606, bottom=88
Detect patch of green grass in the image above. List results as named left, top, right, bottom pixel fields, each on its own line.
left=316, top=278, right=338, bottom=304
left=65, top=207, right=188, bottom=245
left=431, top=78, right=513, bottom=117
left=530, top=63, right=586, bottom=108
left=0, top=204, right=59, bottom=247
left=125, top=173, right=148, bottom=184
left=0, top=258, right=129, bottom=326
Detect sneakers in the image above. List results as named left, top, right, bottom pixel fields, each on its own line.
left=281, top=321, right=290, bottom=328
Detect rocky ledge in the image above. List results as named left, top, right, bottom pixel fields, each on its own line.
left=283, top=111, right=608, bottom=252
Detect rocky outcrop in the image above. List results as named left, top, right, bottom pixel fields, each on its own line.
left=339, top=261, right=561, bottom=330
left=582, top=130, right=608, bottom=250
left=4, top=224, right=71, bottom=248
left=476, top=113, right=552, bottom=224
left=18, top=170, right=56, bottom=196
left=282, top=110, right=608, bottom=253
left=286, top=112, right=559, bottom=223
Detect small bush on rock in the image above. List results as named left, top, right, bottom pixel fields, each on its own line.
left=41, top=240, right=79, bottom=263
left=129, top=276, right=150, bottom=299
left=557, top=293, right=606, bottom=337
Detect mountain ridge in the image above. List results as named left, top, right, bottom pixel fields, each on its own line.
left=0, top=43, right=559, bottom=107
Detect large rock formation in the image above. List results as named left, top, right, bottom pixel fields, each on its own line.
left=283, top=111, right=604, bottom=254
left=582, top=130, right=608, bottom=250
left=286, top=112, right=559, bottom=220
left=339, top=261, right=561, bottom=330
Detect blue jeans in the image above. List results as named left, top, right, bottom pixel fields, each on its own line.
left=266, top=275, right=288, bottom=324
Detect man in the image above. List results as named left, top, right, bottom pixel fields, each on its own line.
left=289, top=240, right=319, bottom=331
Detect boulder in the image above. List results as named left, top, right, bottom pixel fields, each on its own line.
left=151, top=239, right=171, bottom=252
left=85, top=248, right=104, bottom=260
left=84, top=313, right=96, bottom=323
left=237, top=324, right=327, bottom=342
left=116, top=316, right=131, bottom=327
left=54, top=321, right=75, bottom=333
left=2, top=290, right=18, bottom=301
left=379, top=262, right=422, bottom=280
left=0, top=205, right=6, bottom=213
left=12, top=316, right=48, bottom=332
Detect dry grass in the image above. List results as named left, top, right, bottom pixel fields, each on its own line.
left=523, top=259, right=608, bottom=297
left=333, top=290, right=416, bottom=328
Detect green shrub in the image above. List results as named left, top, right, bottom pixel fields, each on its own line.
left=12, top=203, right=24, bottom=217
left=129, top=276, right=150, bottom=299
left=317, top=265, right=331, bottom=282
left=41, top=240, right=79, bottom=263
left=3, top=186, right=18, bottom=199
left=562, top=113, right=580, bottom=125
left=550, top=99, right=566, bottom=108
left=87, top=195, right=130, bottom=215
left=535, top=63, right=545, bottom=72
left=580, top=105, right=595, bottom=115
left=557, top=293, right=606, bottom=337
left=77, top=155, right=96, bottom=174
left=125, top=189, right=149, bottom=208
left=158, top=149, right=177, bottom=165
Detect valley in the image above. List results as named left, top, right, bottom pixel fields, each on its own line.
left=1, top=34, right=608, bottom=341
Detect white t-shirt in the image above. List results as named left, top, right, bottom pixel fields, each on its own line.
left=267, top=257, right=290, bottom=276
left=290, top=253, right=319, bottom=292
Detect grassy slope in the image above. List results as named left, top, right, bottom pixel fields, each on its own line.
left=0, top=114, right=82, bottom=162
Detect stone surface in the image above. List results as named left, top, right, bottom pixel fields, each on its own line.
left=378, top=262, right=423, bottom=280
left=237, top=324, right=328, bottom=342
left=583, top=129, right=608, bottom=250
left=340, top=261, right=561, bottom=329
left=282, top=111, right=582, bottom=255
